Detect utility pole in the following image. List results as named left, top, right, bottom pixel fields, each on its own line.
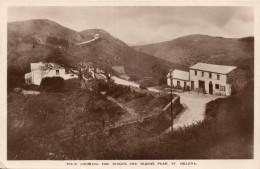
left=170, top=70, right=173, bottom=132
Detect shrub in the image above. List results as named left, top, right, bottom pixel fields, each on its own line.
left=40, top=77, right=65, bottom=92
left=174, top=85, right=182, bottom=90
left=139, top=85, right=148, bottom=90
left=158, top=76, right=167, bottom=86
left=96, top=79, right=109, bottom=92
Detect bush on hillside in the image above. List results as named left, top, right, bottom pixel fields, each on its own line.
left=40, top=77, right=64, bottom=92
left=96, top=79, right=109, bottom=92
left=44, top=49, right=70, bottom=67
left=158, top=76, right=167, bottom=86
left=139, top=85, right=148, bottom=90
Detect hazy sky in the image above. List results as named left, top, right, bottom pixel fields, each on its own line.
left=8, top=6, right=254, bottom=45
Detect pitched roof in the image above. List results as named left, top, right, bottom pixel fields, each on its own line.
left=189, top=63, right=237, bottom=74
left=171, top=69, right=190, bottom=81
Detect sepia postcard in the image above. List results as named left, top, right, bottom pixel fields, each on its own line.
left=0, top=0, right=259, bottom=169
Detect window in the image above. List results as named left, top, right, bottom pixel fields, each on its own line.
left=202, top=72, right=204, bottom=77
left=195, top=70, right=197, bottom=76
left=70, top=74, right=74, bottom=77
left=56, top=70, right=59, bottom=75
left=217, top=74, right=220, bottom=80
left=209, top=73, right=212, bottom=78
left=215, top=84, right=219, bottom=89
left=177, top=81, right=180, bottom=86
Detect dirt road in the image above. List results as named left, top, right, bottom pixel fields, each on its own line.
left=112, top=76, right=139, bottom=88
left=165, top=92, right=223, bottom=132
left=112, top=76, right=161, bottom=93
left=111, top=76, right=224, bottom=131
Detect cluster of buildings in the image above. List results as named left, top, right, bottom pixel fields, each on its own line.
left=167, top=63, right=237, bottom=96
left=25, top=61, right=237, bottom=96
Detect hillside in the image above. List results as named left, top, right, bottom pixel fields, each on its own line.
left=134, top=34, right=254, bottom=70
left=8, top=19, right=187, bottom=89
left=134, top=34, right=254, bottom=90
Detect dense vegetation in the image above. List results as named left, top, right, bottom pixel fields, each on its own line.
left=40, top=77, right=65, bottom=92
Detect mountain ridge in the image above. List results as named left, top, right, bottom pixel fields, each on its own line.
left=133, top=34, right=254, bottom=68
left=8, top=19, right=186, bottom=88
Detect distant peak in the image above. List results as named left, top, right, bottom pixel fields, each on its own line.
left=9, top=18, right=53, bottom=24
left=174, top=34, right=213, bottom=40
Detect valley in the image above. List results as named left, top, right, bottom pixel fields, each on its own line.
left=7, top=19, right=254, bottom=160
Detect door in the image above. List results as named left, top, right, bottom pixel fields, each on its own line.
left=191, top=81, right=194, bottom=90
left=198, top=80, right=205, bottom=89
left=209, top=82, right=213, bottom=94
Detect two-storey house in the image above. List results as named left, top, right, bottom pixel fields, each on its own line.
left=189, top=63, right=237, bottom=96
left=167, top=62, right=237, bottom=96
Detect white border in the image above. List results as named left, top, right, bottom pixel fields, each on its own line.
left=0, top=0, right=259, bottom=169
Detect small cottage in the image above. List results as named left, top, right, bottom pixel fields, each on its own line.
left=167, top=69, right=190, bottom=89
left=25, top=62, right=78, bottom=85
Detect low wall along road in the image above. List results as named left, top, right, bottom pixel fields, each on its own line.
left=112, top=76, right=224, bottom=131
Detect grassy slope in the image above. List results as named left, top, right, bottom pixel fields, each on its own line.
left=8, top=80, right=253, bottom=159
left=7, top=82, right=126, bottom=159
left=7, top=80, right=175, bottom=160
left=120, top=80, right=253, bottom=159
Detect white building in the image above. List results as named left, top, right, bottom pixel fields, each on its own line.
left=25, top=62, right=78, bottom=85
left=167, top=63, right=237, bottom=96
left=167, top=69, right=190, bottom=89
left=189, top=63, right=237, bottom=96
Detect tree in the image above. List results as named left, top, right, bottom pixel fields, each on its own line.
left=43, top=34, right=113, bottom=90
left=41, top=61, right=112, bottom=90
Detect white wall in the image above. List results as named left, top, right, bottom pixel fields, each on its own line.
left=166, top=69, right=234, bottom=96
left=190, top=69, right=228, bottom=95
left=167, top=78, right=190, bottom=88
left=30, top=68, right=77, bottom=85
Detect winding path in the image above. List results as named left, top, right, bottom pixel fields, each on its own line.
left=111, top=76, right=224, bottom=131
left=169, top=92, right=223, bottom=131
